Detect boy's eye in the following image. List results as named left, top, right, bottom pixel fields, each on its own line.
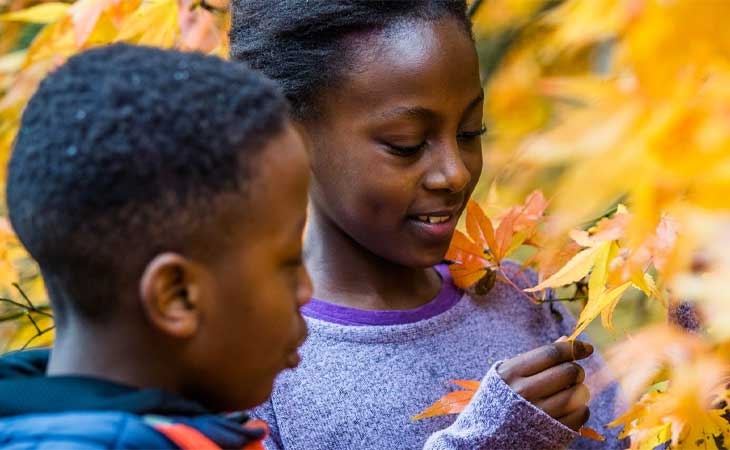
left=384, top=141, right=427, bottom=157
left=457, top=124, right=487, bottom=141
left=285, top=257, right=303, bottom=268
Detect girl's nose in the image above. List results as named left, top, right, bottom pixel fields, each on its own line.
left=423, top=141, right=471, bottom=193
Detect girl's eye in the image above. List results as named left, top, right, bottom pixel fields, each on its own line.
left=384, top=141, right=426, bottom=157
left=457, top=124, right=487, bottom=141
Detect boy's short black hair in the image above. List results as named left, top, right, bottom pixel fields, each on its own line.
left=230, top=0, right=471, bottom=120
left=7, top=44, right=289, bottom=322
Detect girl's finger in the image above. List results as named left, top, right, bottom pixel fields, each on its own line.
left=558, top=405, right=591, bottom=432
left=498, top=341, right=593, bottom=380
left=534, top=383, right=591, bottom=419
left=509, top=361, right=585, bottom=400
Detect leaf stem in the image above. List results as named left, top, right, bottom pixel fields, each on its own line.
left=539, top=295, right=587, bottom=303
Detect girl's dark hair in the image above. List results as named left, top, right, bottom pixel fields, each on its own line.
left=230, top=0, right=471, bottom=119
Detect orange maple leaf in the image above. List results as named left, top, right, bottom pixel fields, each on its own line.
left=445, top=191, right=548, bottom=295
left=579, top=426, right=606, bottom=441
left=412, top=380, right=480, bottom=421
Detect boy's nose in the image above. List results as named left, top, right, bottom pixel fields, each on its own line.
left=297, top=266, right=313, bottom=307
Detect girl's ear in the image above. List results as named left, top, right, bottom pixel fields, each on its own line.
left=139, top=253, right=204, bottom=338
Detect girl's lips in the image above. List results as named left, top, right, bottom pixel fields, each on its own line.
left=407, top=214, right=458, bottom=242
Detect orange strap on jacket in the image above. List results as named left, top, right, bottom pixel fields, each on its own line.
left=153, top=422, right=268, bottom=450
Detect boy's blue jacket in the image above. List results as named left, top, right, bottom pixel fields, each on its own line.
left=0, top=349, right=266, bottom=449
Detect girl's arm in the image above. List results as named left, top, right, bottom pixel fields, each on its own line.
left=424, top=310, right=627, bottom=450
left=422, top=346, right=583, bottom=450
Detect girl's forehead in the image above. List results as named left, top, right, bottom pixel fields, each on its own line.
left=349, top=18, right=473, bottom=75
left=327, top=19, right=480, bottom=118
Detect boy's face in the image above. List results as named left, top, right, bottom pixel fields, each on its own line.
left=192, top=123, right=311, bottom=410
left=306, top=18, right=484, bottom=268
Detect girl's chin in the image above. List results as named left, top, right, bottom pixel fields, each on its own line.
left=396, top=247, right=450, bottom=269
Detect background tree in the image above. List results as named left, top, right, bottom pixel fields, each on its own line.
left=1, top=0, right=729, bottom=447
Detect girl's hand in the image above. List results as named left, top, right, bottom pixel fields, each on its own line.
left=497, top=340, right=594, bottom=431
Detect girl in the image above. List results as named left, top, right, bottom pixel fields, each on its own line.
left=231, top=2, right=623, bottom=449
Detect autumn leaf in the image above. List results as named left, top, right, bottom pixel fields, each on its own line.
left=115, top=0, right=179, bottom=47
left=607, top=354, right=730, bottom=450
left=446, top=192, right=547, bottom=292
left=578, top=426, right=605, bottom=442
left=570, top=281, right=631, bottom=340
left=525, top=244, right=604, bottom=293
left=412, top=380, right=479, bottom=421
left=445, top=229, right=495, bottom=290
left=0, top=3, right=70, bottom=24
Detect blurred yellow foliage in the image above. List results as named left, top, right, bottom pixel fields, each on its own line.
left=1, top=0, right=730, bottom=446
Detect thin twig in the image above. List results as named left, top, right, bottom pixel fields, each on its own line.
left=20, top=326, right=54, bottom=351
left=539, top=295, right=587, bottom=303
left=0, top=297, right=34, bottom=311
left=0, top=288, right=53, bottom=318
left=0, top=311, right=28, bottom=322
left=26, top=312, right=41, bottom=334
left=495, top=270, right=542, bottom=304
left=13, top=282, right=34, bottom=309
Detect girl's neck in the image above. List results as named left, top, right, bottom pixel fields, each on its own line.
left=304, top=206, right=442, bottom=311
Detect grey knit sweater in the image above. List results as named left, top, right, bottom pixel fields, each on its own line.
left=253, top=264, right=626, bottom=449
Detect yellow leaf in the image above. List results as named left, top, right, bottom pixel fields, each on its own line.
left=600, top=283, right=627, bottom=331
left=0, top=50, right=26, bottom=73
left=587, top=241, right=615, bottom=303
left=635, top=424, right=672, bottom=450
left=115, top=0, right=179, bottom=47
left=631, top=271, right=657, bottom=299
left=525, top=245, right=603, bottom=292
left=23, top=17, right=76, bottom=67
left=569, top=281, right=631, bottom=340
left=68, top=0, right=122, bottom=47
left=0, top=3, right=70, bottom=24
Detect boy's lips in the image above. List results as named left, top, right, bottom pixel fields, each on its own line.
left=285, top=331, right=307, bottom=369
left=286, top=349, right=302, bottom=369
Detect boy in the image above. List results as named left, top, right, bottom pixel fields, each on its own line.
left=0, top=43, right=311, bottom=449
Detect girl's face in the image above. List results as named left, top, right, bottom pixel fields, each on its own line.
left=307, top=18, right=483, bottom=268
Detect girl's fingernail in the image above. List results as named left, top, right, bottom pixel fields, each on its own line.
left=573, top=340, right=585, bottom=355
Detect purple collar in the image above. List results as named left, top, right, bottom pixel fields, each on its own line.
left=301, top=264, right=463, bottom=326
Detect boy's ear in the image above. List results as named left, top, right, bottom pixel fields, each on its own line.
left=139, top=253, right=204, bottom=339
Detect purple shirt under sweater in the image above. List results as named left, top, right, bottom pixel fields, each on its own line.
left=252, top=263, right=627, bottom=450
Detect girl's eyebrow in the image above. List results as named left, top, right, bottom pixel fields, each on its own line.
left=375, top=106, right=437, bottom=122
left=375, top=90, right=485, bottom=122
